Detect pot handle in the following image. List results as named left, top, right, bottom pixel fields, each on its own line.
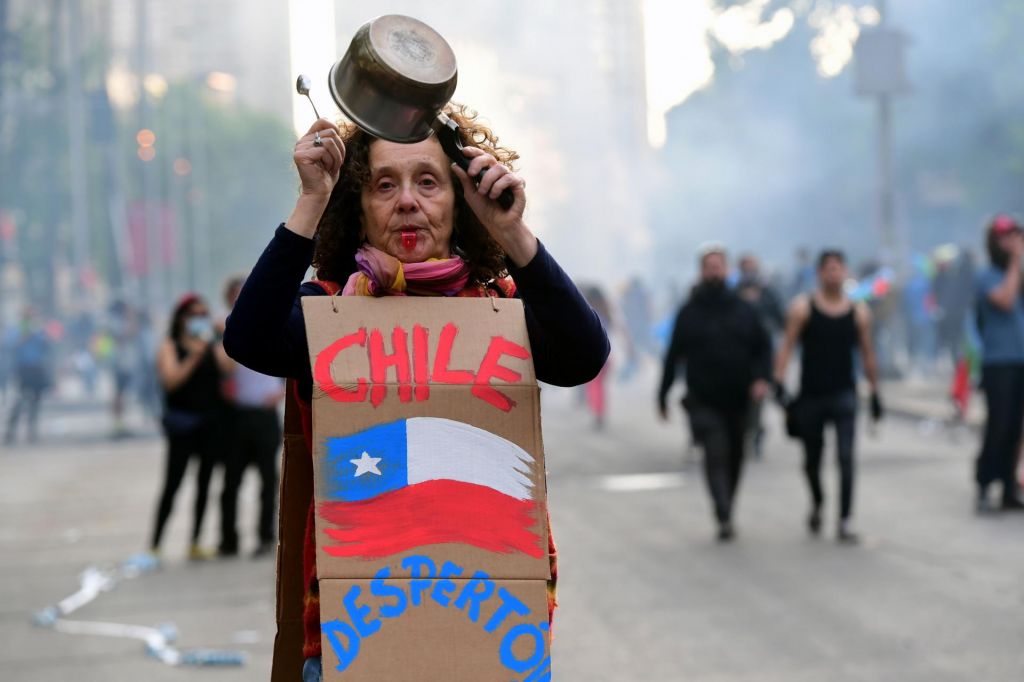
left=435, top=118, right=515, bottom=210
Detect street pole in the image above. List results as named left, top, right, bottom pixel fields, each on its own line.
left=134, top=0, right=150, bottom=309
left=876, top=0, right=892, bottom=264
left=176, top=89, right=196, bottom=294
left=188, top=84, right=212, bottom=298
left=872, top=0, right=905, bottom=268
left=878, top=93, right=895, bottom=258
left=62, top=0, right=90, bottom=289
left=855, top=0, right=909, bottom=265
left=0, top=0, right=8, bottom=323
left=876, top=0, right=896, bottom=262
left=40, top=0, right=61, bottom=316
left=136, top=0, right=162, bottom=312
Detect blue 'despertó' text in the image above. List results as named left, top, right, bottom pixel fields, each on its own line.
left=321, top=554, right=550, bottom=681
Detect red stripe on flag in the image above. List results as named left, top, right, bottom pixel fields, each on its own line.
left=319, top=480, right=543, bottom=559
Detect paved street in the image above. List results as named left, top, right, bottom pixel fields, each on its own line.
left=1, top=370, right=1022, bottom=681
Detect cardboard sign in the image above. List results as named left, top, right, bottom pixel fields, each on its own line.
left=303, top=297, right=551, bottom=681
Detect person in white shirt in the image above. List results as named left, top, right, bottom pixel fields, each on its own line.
left=218, top=276, right=286, bottom=558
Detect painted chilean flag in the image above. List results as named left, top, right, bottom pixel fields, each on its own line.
left=318, top=417, right=543, bottom=559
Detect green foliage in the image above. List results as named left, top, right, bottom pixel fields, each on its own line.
left=2, top=37, right=299, bottom=311
left=0, top=9, right=69, bottom=311
left=0, top=6, right=299, bottom=311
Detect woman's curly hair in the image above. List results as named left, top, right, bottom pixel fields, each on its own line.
left=312, top=103, right=519, bottom=285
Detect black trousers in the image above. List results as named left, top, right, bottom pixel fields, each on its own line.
left=150, top=424, right=219, bottom=549
left=798, top=389, right=857, bottom=520
left=686, top=401, right=749, bottom=524
left=219, top=407, right=281, bottom=551
left=5, top=382, right=44, bottom=443
left=977, top=364, right=1024, bottom=500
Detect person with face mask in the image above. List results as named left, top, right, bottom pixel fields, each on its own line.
left=217, top=276, right=286, bottom=559
left=148, top=294, right=233, bottom=561
left=658, top=245, right=773, bottom=541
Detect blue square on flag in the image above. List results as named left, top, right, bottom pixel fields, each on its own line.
left=324, top=420, right=409, bottom=502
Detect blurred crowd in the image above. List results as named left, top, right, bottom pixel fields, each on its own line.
left=1, top=276, right=283, bottom=562
left=578, top=237, right=985, bottom=425
left=1, top=299, right=161, bottom=443
left=0, top=238, right=998, bottom=443
left=3, top=215, right=1022, bottom=552
left=574, top=214, right=1024, bottom=539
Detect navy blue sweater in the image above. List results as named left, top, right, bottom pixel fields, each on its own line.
left=223, top=225, right=609, bottom=399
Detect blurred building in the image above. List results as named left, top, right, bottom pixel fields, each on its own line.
left=106, top=0, right=292, bottom=123
left=1, top=0, right=657, bottom=319
left=0, top=0, right=297, bottom=319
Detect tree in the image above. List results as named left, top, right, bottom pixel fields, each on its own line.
left=116, top=81, right=297, bottom=307
left=0, top=4, right=298, bottom=316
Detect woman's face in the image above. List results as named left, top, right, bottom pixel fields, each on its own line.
left=360, top=137, right=456, bottom=263
left=997, top=229, right=1021, bottom=255
left=181, top=301, right=211, bottom=339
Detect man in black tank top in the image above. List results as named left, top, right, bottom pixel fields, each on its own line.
left=774, top=250, right=883, bottom=543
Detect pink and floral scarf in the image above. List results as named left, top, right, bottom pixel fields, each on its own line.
left=341, top=245, right=470, bottom=297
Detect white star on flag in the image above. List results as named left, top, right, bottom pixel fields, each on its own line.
left=350, top=451, right=382, bottom=477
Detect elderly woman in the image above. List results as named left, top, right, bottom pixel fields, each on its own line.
left=223, top=105, right=609, bottom=681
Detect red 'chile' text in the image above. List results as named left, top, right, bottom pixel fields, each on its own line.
left=313, top=323, right=530, bottom=412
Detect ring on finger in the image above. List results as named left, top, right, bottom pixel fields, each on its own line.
left=313, top=131, right=323, bottom=147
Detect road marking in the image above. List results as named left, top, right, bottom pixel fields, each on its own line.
left=594, top=472, right=686, bottom=492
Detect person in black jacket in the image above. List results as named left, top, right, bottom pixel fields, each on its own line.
left=736, top=254, right=785, bottom=459
left=658, top=245, right=772, bottom=541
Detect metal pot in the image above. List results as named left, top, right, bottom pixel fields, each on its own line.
left=327, top=15, right=514, bottom=209
left=328, top=15, right=458, bottom=143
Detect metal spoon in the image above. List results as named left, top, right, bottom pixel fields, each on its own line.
left=295, top=74, right=321, bottom=119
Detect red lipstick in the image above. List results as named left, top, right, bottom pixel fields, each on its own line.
left=400, top=230, right=417, bottom=250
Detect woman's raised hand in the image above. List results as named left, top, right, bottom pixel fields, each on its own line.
left=286, top=120, right=344, bottom=239
left=294, top=119, right=345, bottom=199
left=451, top=146, right=538, bottom=268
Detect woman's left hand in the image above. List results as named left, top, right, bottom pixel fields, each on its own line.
left=451, top=147, right=538, bottom=268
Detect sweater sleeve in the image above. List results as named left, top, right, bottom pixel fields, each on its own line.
left=223, top=224, right=318, bottom=379
left=750, top=309, right=773, bottom=383
left=658, top=307, right=686, bottom=408
left=508, top=240, right=610, bottom=387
